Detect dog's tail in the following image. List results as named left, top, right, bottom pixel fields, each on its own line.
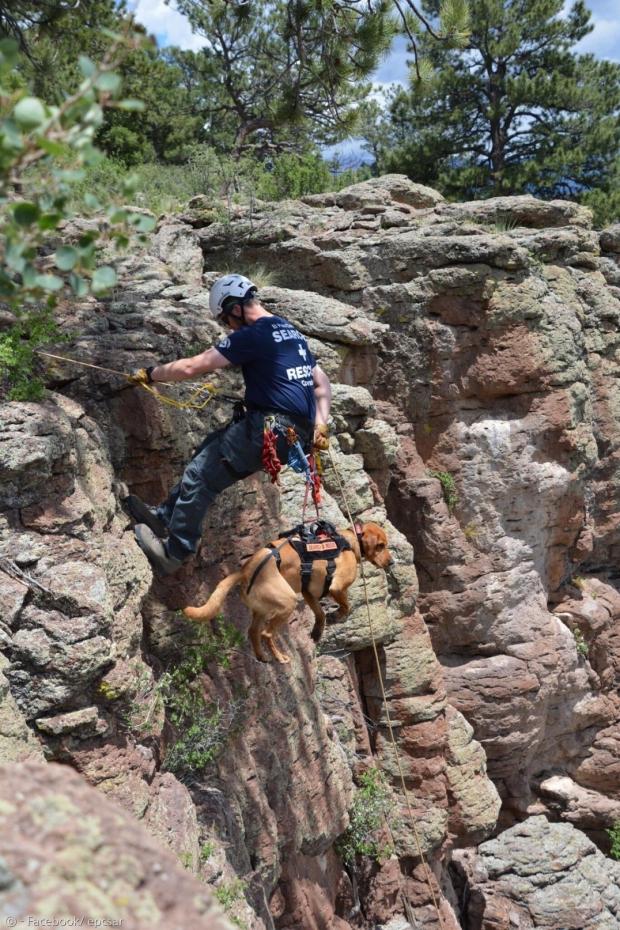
left=183, top=571, right=243, bottom=623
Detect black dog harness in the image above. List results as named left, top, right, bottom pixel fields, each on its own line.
left=246, top=520, right=354, bottom=597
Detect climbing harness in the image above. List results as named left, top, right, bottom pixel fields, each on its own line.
left=34, top=350, right=242, bottom=412
left=287, top=520, right=351, bottom=596
left=260, top=415, right=323, bottom=521
left=326, top=447, right=446, bottom=930
left=245, top=520, right=351, bottom=596
left=245, top=538, right=288, bottom=596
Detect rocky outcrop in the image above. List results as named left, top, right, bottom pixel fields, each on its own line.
left=453, top=815, right=620, bottom=929
left=2, top=173, right=620, bottom=928
left=190, top=173, right=620, bottom=844
left=0, top=761, right=233, bottom=929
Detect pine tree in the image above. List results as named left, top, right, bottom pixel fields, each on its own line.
left=169, top=0, right=395, bottom=155
left=0, top=1, right=73, bottom=55
left=169, top=0, right=469, bottom=156
left=381, top=0, right=620, bottom=221
left=14, top=0, right=204, bottom=164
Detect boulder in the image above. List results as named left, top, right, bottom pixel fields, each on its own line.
left=438, top=195, right=593, bottom=229
left=454, top=815, right=620, bottom=930
left=151, top=221, right=204, bottom=285
left=302, top=174, right=444, bottom=210
left=0, top=659, right=43, bottom=763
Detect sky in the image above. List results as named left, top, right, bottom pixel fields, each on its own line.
left=128, top=0, right=620, bottom=163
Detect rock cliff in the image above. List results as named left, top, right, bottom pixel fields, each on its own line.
left=1, top=175, right=619, bottom=929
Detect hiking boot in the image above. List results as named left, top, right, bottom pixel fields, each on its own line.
left=134, top=524, right=184, bottom=577
left=123, top=495, right=168, bottom=539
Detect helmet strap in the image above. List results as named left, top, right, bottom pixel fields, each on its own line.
left=220, top=303, right=244, bottom=328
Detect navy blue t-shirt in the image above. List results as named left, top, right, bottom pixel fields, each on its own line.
left=215, top=315, right=316, bottom=423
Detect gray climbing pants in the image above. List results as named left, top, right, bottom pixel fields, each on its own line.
left=155, top=410, right=311, bottom=560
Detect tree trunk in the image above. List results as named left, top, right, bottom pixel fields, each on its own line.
left=488, top=62, right=507, bottom=193
left=231, top=117, right=274, bottom=160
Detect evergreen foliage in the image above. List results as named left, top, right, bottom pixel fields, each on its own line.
left=380, top=0, right=620, bottom=223
left=66, top=148, right=370, bottom=216
left=12, top=1, right=203, bottom=165
left=0, top=1, right=73, bottom=55
left=169, top=0, right=469, bottom=156
left=170, top=0, right=397, bottom=155
left=4, top=0, right=470, bottom=164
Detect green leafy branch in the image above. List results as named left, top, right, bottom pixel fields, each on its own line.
left=335, top=766, right=394, bottom=866
left=122, top=619, right=246, bottom=775
left=0, top=31, right=157, bottom=400
left=608, top=822, right=620, bottom=860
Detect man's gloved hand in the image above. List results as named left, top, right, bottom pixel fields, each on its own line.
left=127, top=366, right=154, bottom=386
left=313, top=423, right=329, bottom=452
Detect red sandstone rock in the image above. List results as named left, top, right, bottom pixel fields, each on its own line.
left=0, top=761, right=233, bottom=929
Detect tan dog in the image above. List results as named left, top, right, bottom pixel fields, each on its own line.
left=183, top=522, right=392, bottom=664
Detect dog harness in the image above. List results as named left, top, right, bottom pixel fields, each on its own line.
left=246, top=520, right=353, bottom=597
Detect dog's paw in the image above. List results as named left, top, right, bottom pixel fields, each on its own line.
left=336, top=606, right=350, bottom=619
left=311, top=625, right=323, bottom=643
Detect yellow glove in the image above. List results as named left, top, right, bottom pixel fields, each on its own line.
left=313, top=423, right=330, bottom=452
left=127, top=367, right=154, bottom=385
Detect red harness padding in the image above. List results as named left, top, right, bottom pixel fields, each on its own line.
left=262, top=427, right=282, bottom=484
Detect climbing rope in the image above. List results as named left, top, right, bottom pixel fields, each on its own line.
left=138, top=380, right=217, bottom=411
left=326, top=446, right=446, bottom=930
left=34, top=350, right=241, bottom=412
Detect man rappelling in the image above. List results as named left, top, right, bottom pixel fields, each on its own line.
left=125, top=274, right=332, bottom=576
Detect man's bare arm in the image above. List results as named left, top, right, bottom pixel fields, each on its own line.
left=313, top=364, right=332, bottom=425
left=151, top=348, right=231, bottom=383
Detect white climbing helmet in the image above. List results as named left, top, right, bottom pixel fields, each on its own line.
left=208, top=274, right=257, bottom=318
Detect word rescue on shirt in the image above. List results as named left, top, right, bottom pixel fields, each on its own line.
left=283, top=337, right=313, bottom=387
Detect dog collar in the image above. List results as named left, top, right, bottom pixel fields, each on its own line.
left=354, top=521, right=364, bottom=552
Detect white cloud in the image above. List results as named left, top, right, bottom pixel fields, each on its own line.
left=576, top=17, right=620, bottom=60
left=374, top=35, right=409, bottom=85
left=561, top=1, right=620, bottom=61
left=129, top=0, right=206, bottom=51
